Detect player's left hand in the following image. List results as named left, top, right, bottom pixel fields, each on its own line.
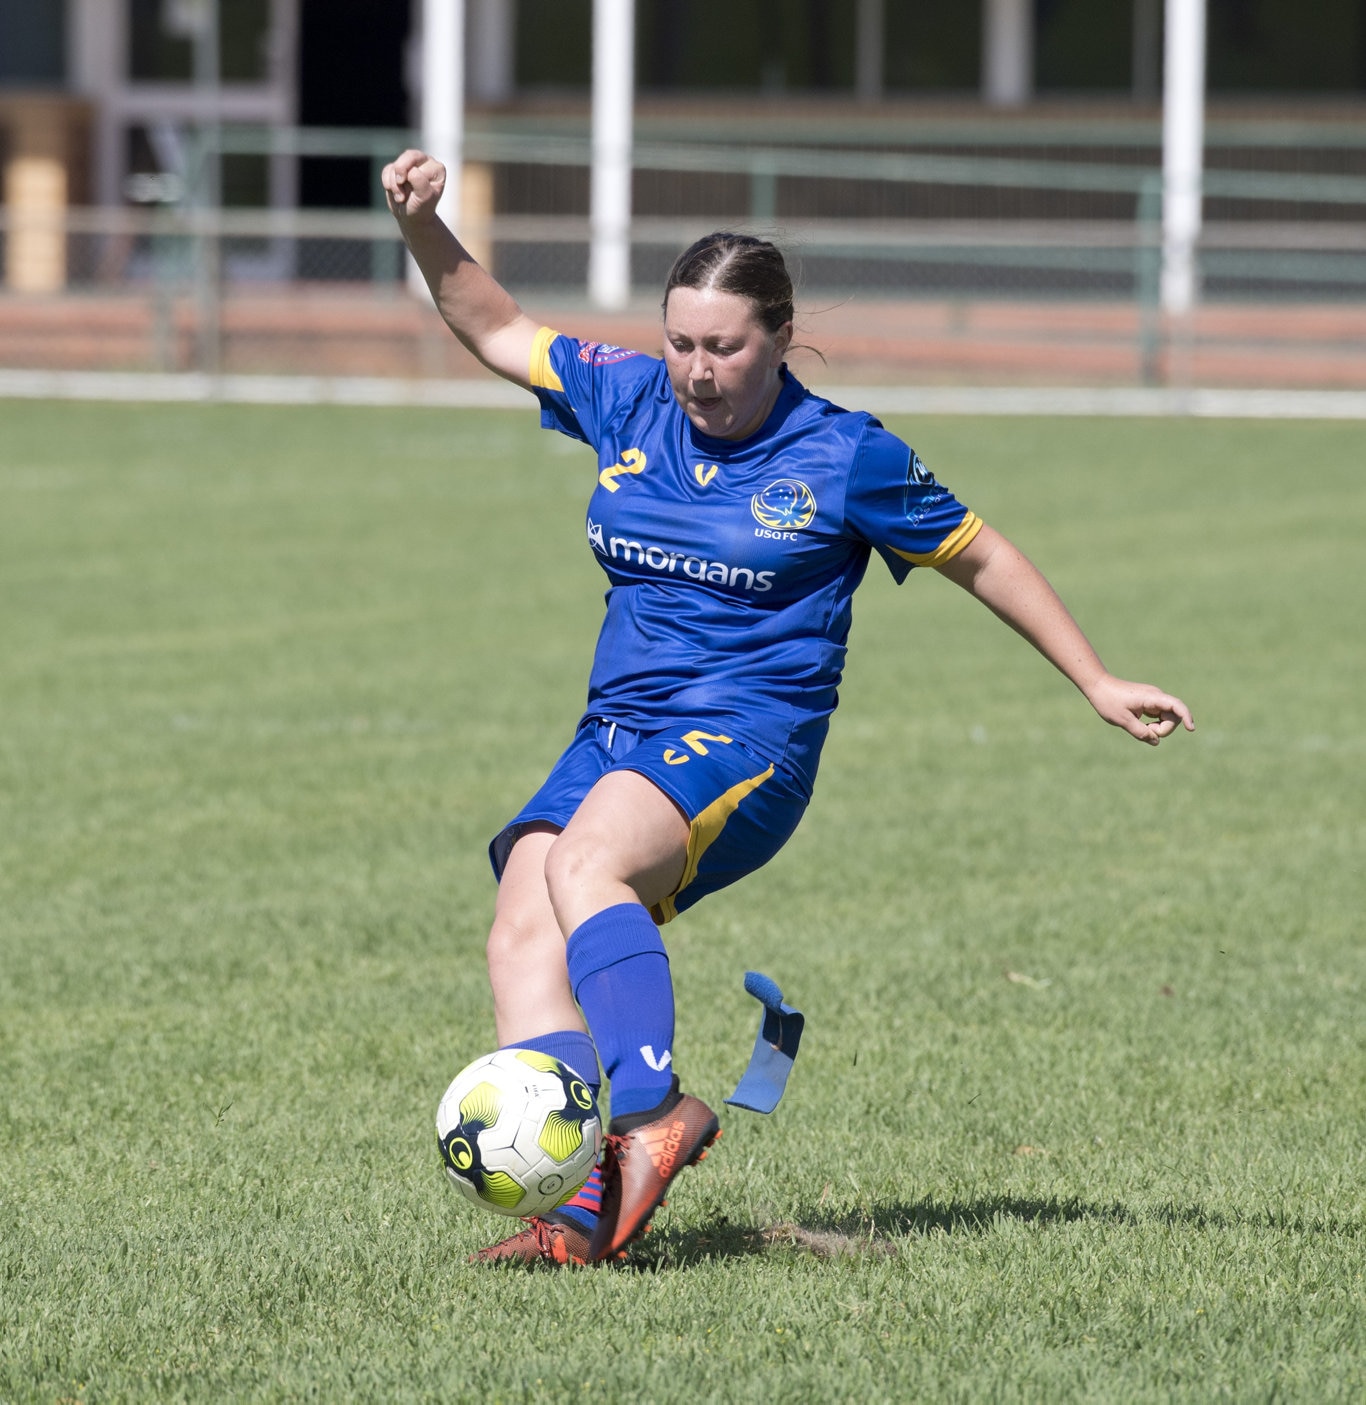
left=1085, top=674, right=1195, bottom=745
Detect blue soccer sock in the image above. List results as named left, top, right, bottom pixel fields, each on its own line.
left=499, top=1029, right=601, bottom=1099
left=557, top=1164, right=604, bottom=1229
left=566, top=902, right=676, bottom=1120
left=500, top=1029, right=604, bottom=1230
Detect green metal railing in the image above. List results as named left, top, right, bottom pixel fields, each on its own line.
left=68, top=116, right=1366, bottom=376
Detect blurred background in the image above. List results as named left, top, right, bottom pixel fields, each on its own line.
left=1, top=0, right=1364, bottom=388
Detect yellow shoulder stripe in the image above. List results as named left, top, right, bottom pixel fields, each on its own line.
left=888, top=510, right=984, bottom=568
left=529, top=326, right=564, bottom=392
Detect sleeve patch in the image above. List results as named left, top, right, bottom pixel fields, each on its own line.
left=578, top=340, right=640, bottom=366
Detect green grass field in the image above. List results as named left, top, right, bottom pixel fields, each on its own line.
left=2, top=399, right=1363, bottom=1401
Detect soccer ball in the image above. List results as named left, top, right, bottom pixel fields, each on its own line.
left=435, top=1049, right=601, bottom=1217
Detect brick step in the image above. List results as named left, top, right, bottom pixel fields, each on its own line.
left=3, top=289, right=1366, bottom=388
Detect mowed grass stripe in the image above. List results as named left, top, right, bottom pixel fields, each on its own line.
left=1, top=402, right=1362, bottom=1402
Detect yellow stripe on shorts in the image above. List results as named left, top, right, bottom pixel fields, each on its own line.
left=651, top=763, right=776, bottom=925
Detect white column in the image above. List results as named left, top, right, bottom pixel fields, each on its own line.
left=266, top=0, right=301, bottom=209
left=1160, top=0, right=1206, bottom=314
left=468, top=0, right=515, bottom=103
left=982, top=0, right=1032, bottom=107
left=414, top=0, right=465, bottom=294
left=589, top=0, right=634, bottom=310
left=67, top=0, right=125, bottom=206
left=855, top=0, right=884, bottom=103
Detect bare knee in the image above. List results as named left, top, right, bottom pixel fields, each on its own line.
left=486, top=905, right=560, bottom=981
left=542, top=829, right=597, bottom=916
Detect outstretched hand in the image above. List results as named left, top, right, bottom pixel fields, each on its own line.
left=382, top=148, right=447, bottom=226
left=1085, top=674, right=1195, bottom=745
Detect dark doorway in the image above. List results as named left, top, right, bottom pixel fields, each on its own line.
left=298, top=0, right=412, bottom=208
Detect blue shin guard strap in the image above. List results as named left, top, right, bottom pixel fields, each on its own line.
left=725, top=971, right=804, bottom=1114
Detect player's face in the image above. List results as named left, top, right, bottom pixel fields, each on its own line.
left=662, top=286, right=793, bottom=441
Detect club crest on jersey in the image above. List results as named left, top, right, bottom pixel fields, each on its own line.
left=751, top=479, right=817, bottom=532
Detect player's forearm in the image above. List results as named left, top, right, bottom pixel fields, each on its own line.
left=938, top=524, right=1109, bottom=698
left=399, top=216, right=535, bottom=385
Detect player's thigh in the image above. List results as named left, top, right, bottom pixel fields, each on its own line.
left=607, top=728, right=808, bottom=923
left=547, top=769, right=691, bottom=917
left=487, top=722, right=615, bottom=883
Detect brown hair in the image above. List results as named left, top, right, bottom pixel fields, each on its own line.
left=662, top=232, right=795, bottom=334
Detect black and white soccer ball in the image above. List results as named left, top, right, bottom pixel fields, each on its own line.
left=435, top=1049, right=601, bottom=1217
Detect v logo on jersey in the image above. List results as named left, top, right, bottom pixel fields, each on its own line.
left=639, top=1045, right=673, bottom=1072
left=694, top=463, right=718, bottom=487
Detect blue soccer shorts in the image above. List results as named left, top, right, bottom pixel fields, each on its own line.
left=488, top=717, right=809, bottom=923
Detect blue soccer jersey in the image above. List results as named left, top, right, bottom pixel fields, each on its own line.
left=528, top=329, right=982, bottom=794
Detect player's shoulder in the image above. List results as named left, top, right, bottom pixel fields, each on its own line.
left=781, top=374, right=900, bottom=456
left=534, top=330, right=669, bottom=445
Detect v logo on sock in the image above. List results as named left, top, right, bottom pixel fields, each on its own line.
left=639, top=1044, right=673, bottom=1072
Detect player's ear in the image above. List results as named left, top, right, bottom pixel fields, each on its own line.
left=772, top=321, right=793, bottom=362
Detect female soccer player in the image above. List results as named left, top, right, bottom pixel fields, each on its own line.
left=382, top=148, right=1194, bottom=1267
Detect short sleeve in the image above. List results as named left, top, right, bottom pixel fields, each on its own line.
left=843, top=424, right=982, bottom=583
left=529, top=329, right=659, bottom=450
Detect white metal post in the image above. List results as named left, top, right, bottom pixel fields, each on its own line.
left=589, top=0, right=634, bottom=310
left=982, top=0, right=1032, bottom=108
left=414, top=0, right=465, bottom=295
left=468, top=0, right=515, bottom=103
left=67, top=0, right=124, bottom=207
left=266, top=0, right=301, bottom=209
left=175, top=0, right=222, bottom=373
left=1160, top=0, right=1206, bottom=315
left=855, top=0, right=885, bottom=103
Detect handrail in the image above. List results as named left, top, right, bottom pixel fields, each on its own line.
left=471, top=110, right=1366, bottom=151
left=206, top=125, right=1366, bottom=207
left=9, top=205, right=1365, bottom=252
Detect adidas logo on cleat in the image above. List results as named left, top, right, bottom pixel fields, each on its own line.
left=643, top=1117, right=689, bottom=1179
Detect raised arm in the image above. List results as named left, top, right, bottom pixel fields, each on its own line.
left=382, top=149, right=541, bottom=389
left=936, top=523, right=1194, bottom=745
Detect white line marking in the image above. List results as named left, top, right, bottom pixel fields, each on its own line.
left=3, top=369, right=1366, bottom=419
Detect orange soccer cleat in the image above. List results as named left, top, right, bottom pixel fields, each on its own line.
left=588, top=1079, right=721, bottom=1263
left=469, top=1213, right=593, bottom=1267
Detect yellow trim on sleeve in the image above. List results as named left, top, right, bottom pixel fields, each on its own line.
left=650, top=763, right=775, bottom=925
left=529, top=326, right=564, bottom=392
left=888, top=510, right=983, bottom=568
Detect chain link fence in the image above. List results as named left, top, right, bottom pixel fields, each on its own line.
left=3, top=111, right=1365, bottom=379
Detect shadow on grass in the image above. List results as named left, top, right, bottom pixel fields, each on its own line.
left=634, top=1194, right=1119, bottom=1269
left=632, top=1194, right=1359, bottom=1270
